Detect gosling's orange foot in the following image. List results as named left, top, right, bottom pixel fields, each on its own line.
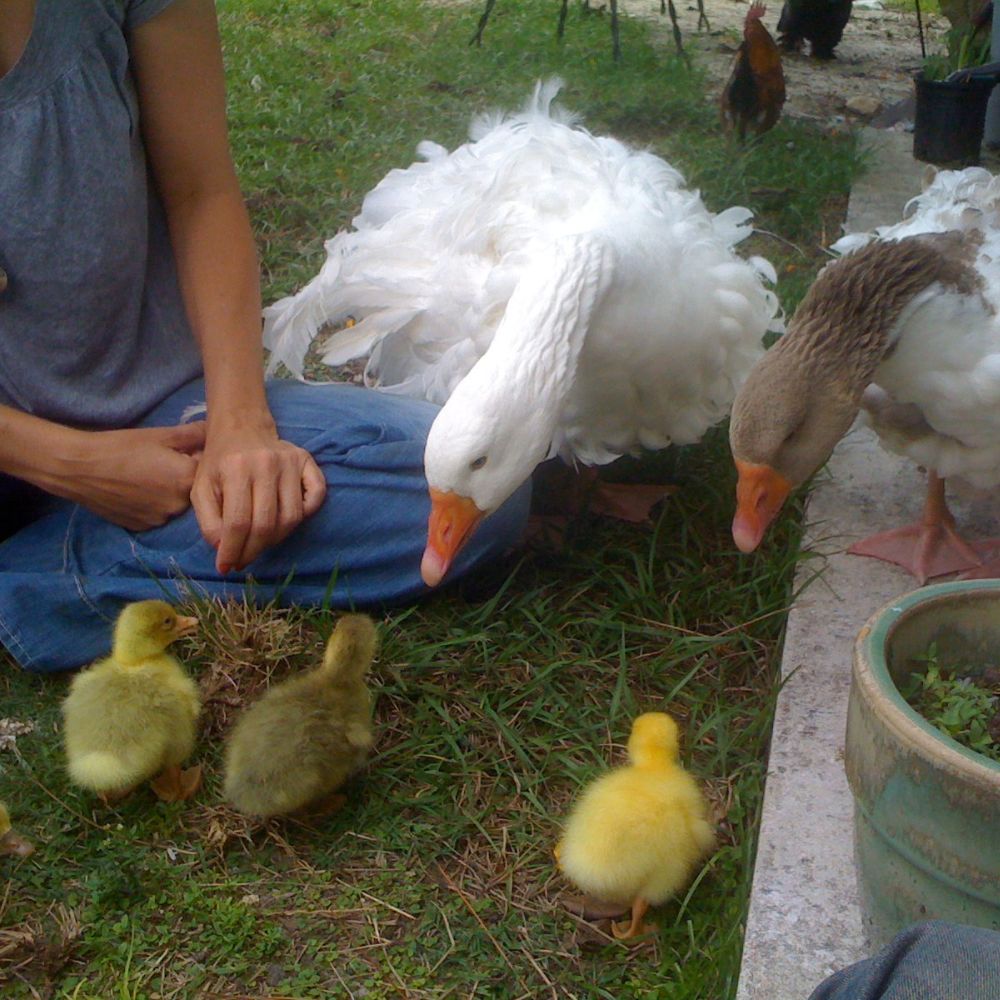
left=98, top=786, right=135, bottom=807
left=299, top=791, right=348, bottom=819
left=177, top=764, right=203, bottom=800
left=611, top=918, right=656, bottom=940
left=611, top=897, right=653, bottom=941
left=150, top=763, right=202, bottom=803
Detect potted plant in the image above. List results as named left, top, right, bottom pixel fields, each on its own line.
left=913, top=23, right=998, bottom=165
left=845, top=580, right=1000, bottom=947
left=901, top=645, right=1000, bottom=762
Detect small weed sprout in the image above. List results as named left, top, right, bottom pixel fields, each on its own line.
left=902, top=643, right=1000, bottom=762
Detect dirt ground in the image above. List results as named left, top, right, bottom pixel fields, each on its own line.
left=627, top=0, right=947, bottom=127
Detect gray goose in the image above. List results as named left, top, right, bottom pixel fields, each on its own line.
left=728, top=166, right=1000, bottom=582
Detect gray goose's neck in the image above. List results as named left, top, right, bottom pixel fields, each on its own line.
left=778, top=231, right=983, bottom=398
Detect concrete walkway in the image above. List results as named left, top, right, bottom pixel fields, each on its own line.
left=735, top=129, right=1000, bottom=999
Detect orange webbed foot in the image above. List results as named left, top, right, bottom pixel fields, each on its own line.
left=530, top=463, right=675, bottom=525
left=297, top=791, right=348, bottom=819
left=589, top=481, right=677, bottom=524
left=98, top=785, right=136, bottom=807
left=848, top=470, right=1000, bottom=583
left=611, top=898, right=654, bottom=941
left=150, top=763, right=202, bottom=803
left=848, top=524, right=999, bottom=584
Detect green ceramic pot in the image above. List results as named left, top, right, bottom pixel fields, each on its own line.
left=846, top=580, right=1000, bottom=946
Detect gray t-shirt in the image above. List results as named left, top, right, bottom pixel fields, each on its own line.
left=0, top=0, right=203, bottom=429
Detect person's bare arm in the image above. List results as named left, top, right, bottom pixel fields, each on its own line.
left=130, top=0, right=325, bottom=573
left=0, top=404, right=204, bottom=530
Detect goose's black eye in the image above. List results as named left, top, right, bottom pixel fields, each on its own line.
left=469, top=455, right=488, bottom=471
left=163, top=616, right=173, bottom=627
left=782, top=420, right=804, bottom=447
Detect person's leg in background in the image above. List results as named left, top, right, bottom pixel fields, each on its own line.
left=808, top=921, right=1000, bottom=1000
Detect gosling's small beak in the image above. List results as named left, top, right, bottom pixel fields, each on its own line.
left=0, top=829, right=35, bottom=858
left=732, top=460, right=792, bottom=553
left=174, top=615, right=199, bottom=638
left=421, top=488, right=486, bottom=587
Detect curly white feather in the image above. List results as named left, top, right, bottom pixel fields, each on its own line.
left=263, top=80, right=779, bottom=510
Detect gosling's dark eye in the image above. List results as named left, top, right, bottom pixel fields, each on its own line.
left=469, top=455, right=487, bottom=471
left=163, top=616, right=173, bottom=627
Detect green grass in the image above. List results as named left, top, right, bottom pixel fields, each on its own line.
left=883, top=0, right=940, bottom=15
left=1, top=1, right=858, bottom=997
left=223, top=0, right=857, bottom=303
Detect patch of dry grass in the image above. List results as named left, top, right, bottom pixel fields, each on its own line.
left=180, top=597, right=326, bottom=741
left=0, top=900, right=82, bottom=999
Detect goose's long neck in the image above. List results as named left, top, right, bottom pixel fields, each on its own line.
left=781, top=233, right=984, bottom=397
left=484, top=233, right=614, bottom=407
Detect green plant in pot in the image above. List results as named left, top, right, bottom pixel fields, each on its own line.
left=902, top=645, right=1000, bottom=763
left=913, top=22, right=997, bottom=165
left=921, top=23, right=992, bottom=81
left=846, top=580, right=1000, bottom=947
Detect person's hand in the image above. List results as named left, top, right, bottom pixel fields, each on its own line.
left=190, top=421, right=326, bottom=574
left=58, top=423, right=206, bottom=530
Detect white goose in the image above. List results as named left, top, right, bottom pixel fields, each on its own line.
left=264, top=80, right=780, bottom=586
left=729, top=166, right=1000, bottom=582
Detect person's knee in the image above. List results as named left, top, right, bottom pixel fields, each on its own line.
left=265, top=380, right=440, bottom=456
left=808, top=921, right=1000, bottom=1000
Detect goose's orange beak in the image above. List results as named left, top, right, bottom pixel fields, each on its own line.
left=421, top=488, right=486, bottom=587
left=733, top=460, right=792, bottom=553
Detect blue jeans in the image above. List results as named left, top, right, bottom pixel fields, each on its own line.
left=809, top=922, right=1000, bottom=1000
left=0, top=379, right=530, bottom=672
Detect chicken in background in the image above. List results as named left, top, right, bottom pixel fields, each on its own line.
left=721, top=3, right=786, bottom=143
left=554, top=713, right=716, bottom=941
left=777, top=0, right=853, bottom=60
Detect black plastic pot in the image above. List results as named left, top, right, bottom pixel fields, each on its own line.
left=913, top=72, right=997, bottom=166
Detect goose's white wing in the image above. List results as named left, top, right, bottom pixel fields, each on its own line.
left=263, top=80, right=575, bottom=399
left=264, top=80, right=779, bottom=467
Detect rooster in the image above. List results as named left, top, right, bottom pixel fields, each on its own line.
left=777, top=0, right=852, bottom=59
left=721, top=3, right=786, bottom=142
